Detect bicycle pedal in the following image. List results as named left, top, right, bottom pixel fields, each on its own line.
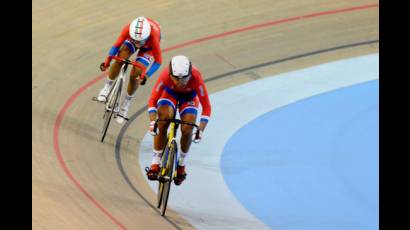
left=93, top=96, right=108, bottom=103
left=158, top=176, right=169, bottom=183
left=92, top=96, right=105, bottom=103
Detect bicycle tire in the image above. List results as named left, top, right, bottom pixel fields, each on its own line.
left=100, top=79, right=122, bottom=142
left=161, top=140, right=177, bottom=216
left=157, top=142, right=169, bottom=208
left=101, top=78, right=117, bottom=122
left=157, top=180, right=164, bottom=208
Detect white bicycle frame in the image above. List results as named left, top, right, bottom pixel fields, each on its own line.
left=105, top=48, right=147, bottom=112
left=104, top=64, right=128, bottom=114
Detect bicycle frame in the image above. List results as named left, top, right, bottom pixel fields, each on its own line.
left=104, top=65, right=126, bottom=113
left=157, top=103, right=200, bottom=177
left=104, top=55, right=144, bottom=112
left=159, top=106, right=179, bottom=179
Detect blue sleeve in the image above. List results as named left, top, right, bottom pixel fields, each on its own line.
left=108, top=46, right=119, bottom=56
left=146, top=62, right=161, bottom=78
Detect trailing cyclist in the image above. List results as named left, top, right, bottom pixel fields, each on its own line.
left=97, top=16, right=163, bottom=124
left=146, top=55, right=212, bottom=185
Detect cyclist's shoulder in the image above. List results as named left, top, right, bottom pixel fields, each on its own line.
left=160, top=65, right=170, bottom=76
left=147, top=17, right=161, bottom=31
left=192, top=64, right=201, bottom=73
left=157, top=68, right=171, bottom=83
left=118, top=23, right=131, bottom=37
left=122, top=23, right=131, bottom=31
left=191, top=65, right=204, bottom=80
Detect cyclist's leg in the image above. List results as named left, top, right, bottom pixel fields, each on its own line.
left=108, top=41, right=134, bottom=80
left=173, top=100, right=197, bottom=186
left=97, top=42, right=133, bottom=102
left=127, top=51, right=152, bottom=95
left=175, top=97, right=199, bottom=184
left=118, top=52, right=152, bottom=121
left=115, top=43, right=150, bottom=121
left=179, top=97, right=200, bottom=155
left=154, top=95, right=177, bottom=151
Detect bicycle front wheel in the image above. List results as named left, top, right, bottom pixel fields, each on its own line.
left=157, top=143, right=169, bottom=208
left=100, top=79, right=122, bottom=142
left=160, top=140, right=177, bottom=216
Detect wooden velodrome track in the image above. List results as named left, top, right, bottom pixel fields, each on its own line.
left=32, top=0, right=379, bottom=229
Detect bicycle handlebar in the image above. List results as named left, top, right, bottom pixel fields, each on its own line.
left=109, top=56, right=146, bottom=79
left=109, top=56, right=138, bottom=66
left=156, top=118, right=199, bottom=127
left=154, top=118, right=201, bottom=140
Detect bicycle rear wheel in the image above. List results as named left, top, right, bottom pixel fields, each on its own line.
left=160, top=140, right=177, bottom=216
left=100, top=79, right=122, bottom=142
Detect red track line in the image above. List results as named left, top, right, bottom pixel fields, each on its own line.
left=52, top=73, right=130, bottom=229
left=52, top=4, right=378, bottom=229
left=163, top=4, right=378, bottom=52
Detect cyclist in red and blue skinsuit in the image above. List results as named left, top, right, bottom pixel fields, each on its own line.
left=97, top=16, right=163, bottom=123
left=146, top=55, right=212, bottom=185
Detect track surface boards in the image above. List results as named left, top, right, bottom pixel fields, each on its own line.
left=32, top=0, right=379, bottom=229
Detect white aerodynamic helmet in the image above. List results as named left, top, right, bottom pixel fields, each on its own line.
left=170, top=55, right=192, bottom=79
left=129, top=16, right=151, bottom=44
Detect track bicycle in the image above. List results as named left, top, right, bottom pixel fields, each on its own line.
left=93, top=55, right=144, bottom=142
left=146, top=102, right=200, bottom=216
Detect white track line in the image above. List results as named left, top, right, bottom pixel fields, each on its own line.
left=139, top=54, right=378, bottom=230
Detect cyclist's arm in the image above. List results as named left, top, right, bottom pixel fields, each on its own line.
left=108, top=24, right=130, bottom=57
left=147, top=70, right=167, bottom=120
left=198, top=120, right=208, bottom=133
left=146, top=32, right=162, bottom=78
left=195, top=72, right=212, bottom=131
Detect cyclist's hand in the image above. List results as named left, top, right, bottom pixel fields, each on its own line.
left=99, top=62, right=107, bottom=71
left=149, top=120, right=158, bottom=136
left=99, top=57, right=111, bottom=71
left=192, top=130, right=203, bottom=143
left=139, top=72, right=147, bottom=85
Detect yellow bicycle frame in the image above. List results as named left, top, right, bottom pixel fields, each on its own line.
left=167, top=122, right=176, bottom=146
left=161, top=121, right=177, bottom=176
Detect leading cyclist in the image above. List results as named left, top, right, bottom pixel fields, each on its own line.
left=146, top=55, right=211, bottom=185
left=97, top=16, right=162, bottom=124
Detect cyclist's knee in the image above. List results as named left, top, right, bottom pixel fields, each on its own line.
left=181, top=124, right=193, bottom=136
left=118, top=45, right=132, bottom=59
left=157, top=105, right=173, bottom=130
left=180, top=113, right=196, bottom=136
left=158, top=105, right=173, bottom=116
left=132, top=66, right=143, bottom=76
left=130, top=67, right=143, bottom=81
left=110, top=48, right=131, bottom=71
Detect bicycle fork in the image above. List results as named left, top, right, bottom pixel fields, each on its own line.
left=159, top=138, right=178, bottom=182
